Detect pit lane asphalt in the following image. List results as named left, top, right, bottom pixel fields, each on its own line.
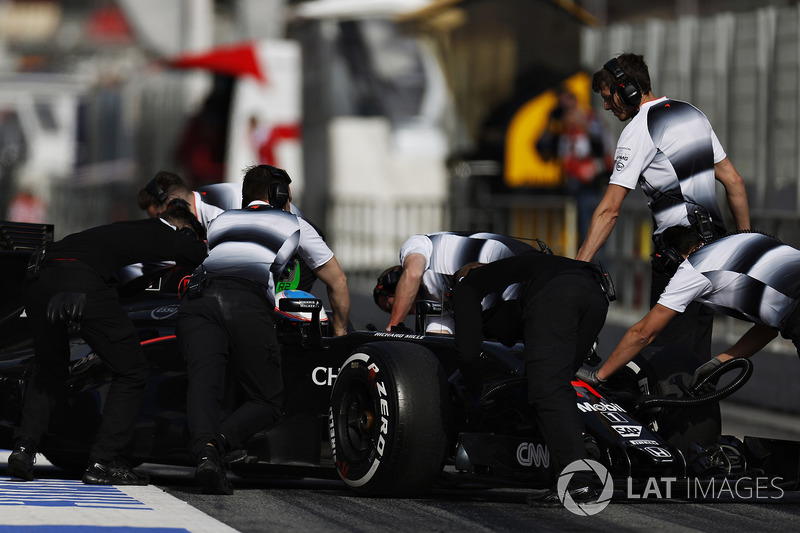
left=157, top=445, right=800, bottom=533
left=4, top=413, right=800, bottom=533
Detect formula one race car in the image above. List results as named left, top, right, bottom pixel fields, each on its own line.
left=0, top=221, right=798, bottom=496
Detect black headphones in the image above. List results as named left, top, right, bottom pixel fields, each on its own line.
left=268, top=181, right=290, bottom=209
left=373, top=268, right=402, bottom=306
left=603, top=57, right=642, bottom=108
left=652, top=242, right=684, bottom=277
left=258, top=165, right=291, bottom=209
left=145, top=177, right=168, bottom=205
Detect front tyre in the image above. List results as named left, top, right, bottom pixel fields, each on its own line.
left=329, top=342, right=451, bottom=496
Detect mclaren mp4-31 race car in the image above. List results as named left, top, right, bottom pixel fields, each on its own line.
left=0, top=221, right=798, bottom=499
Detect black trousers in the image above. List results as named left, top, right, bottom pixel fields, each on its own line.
left=177, top=278, right=283, bottom=458
left=18, top=261, right=149, bottom=462
left=521, top=272, right=609, bottom=475
left=650, top=264, right=714, bottom=361
left=452, top=258, right=609, bottom=477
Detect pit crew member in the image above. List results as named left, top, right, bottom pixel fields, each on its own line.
left=451, top=254, right=610, bottom=505
left=176, top=164, right=350, bottom=495
left=581, top=227, right=800, bottom=389
left=137, top=170, right=224, bottom=228
left=374, top=231, right=540, bottom=334
left=576, top=52, right=750, bottom=361
left=6, top=205, right=207, bottom=484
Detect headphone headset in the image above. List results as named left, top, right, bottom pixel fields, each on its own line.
left=268, top=181, right=290, bottom=209
left=652, top=244, right=684, bottom=277
left=145, top=177, right=168, bottom=205
left=257, top=165, right=291, bottom=209
left=373, top=268, right=402, bottom=306
left=603, top=57, right=642, bottom=108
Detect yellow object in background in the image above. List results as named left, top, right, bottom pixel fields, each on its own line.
left=505, top=72, right=593, bottom=188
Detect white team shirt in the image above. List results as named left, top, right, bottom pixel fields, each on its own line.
left=203, top=201, right=333, bottom=302
left=399, top=232, right=534, bottom=333
left=192, top=191, right=225, bottom=228
left=610, top=97, right=727, bottom=236
left=657, top=233, right=800, bottom=329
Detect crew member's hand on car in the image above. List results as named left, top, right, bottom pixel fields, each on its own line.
left=689, top=357, right=723, bottom=390
left=575, top=367, right=606, bottom=388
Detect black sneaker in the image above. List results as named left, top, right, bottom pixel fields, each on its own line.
left=82, top=458, right=149, bottom=486
left=7, top=440, right=37, bottom=481
left=196, top=445, right=233, bottom=495
left=527, top=485, right=598, bottom=507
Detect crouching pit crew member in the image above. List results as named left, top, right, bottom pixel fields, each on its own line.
left=450, top=253, right=611, bottom=506
left=177, top=164, right=351, bottom=495
left=579, top=226, right=800, bottom=391
left=6, top=205, right=207, bottom=484
left=375, top=231, right=541, bottom=334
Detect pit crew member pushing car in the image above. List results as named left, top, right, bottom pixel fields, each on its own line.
left=176, top=164, right=350, bottom=495
left=580, top=227, right=800, bottom=390
left=576, top=53, right=750, bottom=361
left=6, top=205, right=207, bottom=484
left=374, top=231, right=540, bottom=334
left=137, top=170, right=323, bottom=293
left=451, top=253, right=610, bottom=505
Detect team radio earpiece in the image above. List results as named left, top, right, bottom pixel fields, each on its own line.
left=603, top=57, right=642, bottom=108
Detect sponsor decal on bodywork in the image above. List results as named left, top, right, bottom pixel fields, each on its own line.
left=612, top=425, right=643, bottom=438
left=150, top=304, right=179, bottom=320
left=516, top=443, right=550, bottom=468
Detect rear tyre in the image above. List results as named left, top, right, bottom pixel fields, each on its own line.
left=329, top=342, right=452, bottom=496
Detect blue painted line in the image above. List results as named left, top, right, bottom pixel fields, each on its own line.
left=0, top=478, right=150, bottom=510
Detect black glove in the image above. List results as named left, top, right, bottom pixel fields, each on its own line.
left=47, top=292, right=87, bottom=324
left=575, top=367, right=607, bottom=388
left=689, top=358, right=723, bottom=390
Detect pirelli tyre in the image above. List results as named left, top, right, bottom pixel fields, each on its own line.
left=329, top=341, right=452, bottom=496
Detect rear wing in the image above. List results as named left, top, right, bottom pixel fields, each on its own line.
left=0, top=221, right=54, bottom=251
left=0, top=221, right=54, bottom=324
